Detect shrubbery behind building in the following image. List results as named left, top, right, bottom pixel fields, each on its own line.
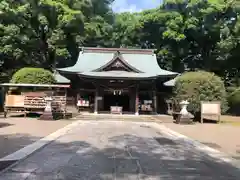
left=11, top=68, right=56, bottom=84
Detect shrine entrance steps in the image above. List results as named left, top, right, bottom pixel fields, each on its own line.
left=75, top=113, right=171, bottom=123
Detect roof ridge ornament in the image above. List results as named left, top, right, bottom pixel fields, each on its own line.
left=114, top=50, right=121, bottom=57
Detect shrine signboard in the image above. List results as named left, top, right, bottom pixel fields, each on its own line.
left=5, top=95, right=25, bottom=107
left=201, top=101, right=221, bottom=123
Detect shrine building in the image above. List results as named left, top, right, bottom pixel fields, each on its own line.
left=55, top=47, right=178, bottom=115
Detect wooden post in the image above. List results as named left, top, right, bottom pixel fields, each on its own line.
left=76, top=91, right=80, bottom=112
left=64, top=88, right=67, bottom=118
left=201, top=116, right=203, bottom=124
left=1, top=87, right=6, bottom=118
left=200, top=102, right=203, bottom=124
left=135, top=85, right=139, bottom=115
left=94, top=88, right=98, bottom=114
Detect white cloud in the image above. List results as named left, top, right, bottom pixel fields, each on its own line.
left=141, top=0, right=160, bottom=9
left=111, top=0, right=142, bottom=13
left=111, top=0, right=161, bottom=13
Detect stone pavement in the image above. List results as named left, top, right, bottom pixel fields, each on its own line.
left=0, top=121, right=240, bottom=180
left=0, top=117, right=75, bottom=159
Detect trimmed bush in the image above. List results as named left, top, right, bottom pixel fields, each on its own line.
left=11, top=68, right=56, bottom=84
left=173, top=71, right=228, bottom=117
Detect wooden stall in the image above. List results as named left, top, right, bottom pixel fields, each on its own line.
left=1, top=83, right=70, bottom=118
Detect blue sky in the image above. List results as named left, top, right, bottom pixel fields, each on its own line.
left=112, top=0, right=162, bottom=13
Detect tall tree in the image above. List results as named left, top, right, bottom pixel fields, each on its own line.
left=129, top=0, right=239, bottom=74
left=0, top=0, right=114, bottom=77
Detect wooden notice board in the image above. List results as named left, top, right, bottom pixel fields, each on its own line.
left=5, top=95, right=25, bottom=107
left=201, top=101, right=221, bottom=123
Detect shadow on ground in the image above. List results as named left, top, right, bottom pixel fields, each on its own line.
left=233, top=150, right=240, bottom=160
left=0, top=123, right=13, bottom=128
left=0, top=134, right=40, bottom=159
left=0, top=133, right=240, bottom=179
left=200, top=142, right=222, bottom=149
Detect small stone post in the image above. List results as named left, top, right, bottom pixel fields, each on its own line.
left=39, top=96, right=54, bottom=120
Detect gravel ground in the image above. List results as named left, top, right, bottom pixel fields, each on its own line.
left=163, top=123, right=240, bottom=160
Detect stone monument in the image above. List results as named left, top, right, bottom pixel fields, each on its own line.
left=179, top=100, right=193, bottom=123
left=39, top=93, right=54, bottom=120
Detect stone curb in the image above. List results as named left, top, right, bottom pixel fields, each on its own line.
left=150, top=122, right=240, bottom=170
left=0, top=120, right=83, bottom=174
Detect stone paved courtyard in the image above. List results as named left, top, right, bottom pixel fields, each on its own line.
left=0, top=117, right=75, bottom=159
left=0, top=121, right=240, bottom=180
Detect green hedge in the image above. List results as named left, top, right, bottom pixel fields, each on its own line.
left=173, top=71, right=228, bottom=118
left=11, top=68, right=56, bottom=84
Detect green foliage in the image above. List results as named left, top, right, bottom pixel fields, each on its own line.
left=228, top=88, right=240, bottom=105
left=124, top=0, right=240, bottom=73
left=174, top=71, right=227, bottom=116
left=226, top=86, right=237, bottom=94
left=227, top=87, right=240, bottom=115
left=11, top=68, right=56, bottom=84
left=0, top=0, right=240, bottom=79
left=0, top=0, right=114, bottom=74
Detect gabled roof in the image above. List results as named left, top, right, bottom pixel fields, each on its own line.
left=93, top=51, right=142, bottom=73
left=53, top=71, right=70, bottom=83
left=163, top=75, right=180, bottom=86
left=57, top=47, right=178, bottom=79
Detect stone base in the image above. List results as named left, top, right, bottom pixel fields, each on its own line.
left=177, top=118, right=193, bottom=124
left=135, top=112, right=139, bottom=116
left=175, top=112, right=194, bottom=124
left=181, top=112, right=194, bottom=119
left=39, top=112, right=54, bottom=120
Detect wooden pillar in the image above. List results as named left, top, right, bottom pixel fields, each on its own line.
left=1, top=87, right=5, bottom=116
left=135, top=85, right=139, bottom=116
left=153, top=90, right=157, bottom=114
left=94, top=88, right=99, bottom=114
left=130, top=89, right=135, bottom=113
left=64, top=88, right=67, bottom=118
left=77, top=91, right=80, bottom=102
left=76, top=90, right=80, bottom=112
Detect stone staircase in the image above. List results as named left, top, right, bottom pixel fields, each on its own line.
left=74, top=113, right=172, bottom=123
